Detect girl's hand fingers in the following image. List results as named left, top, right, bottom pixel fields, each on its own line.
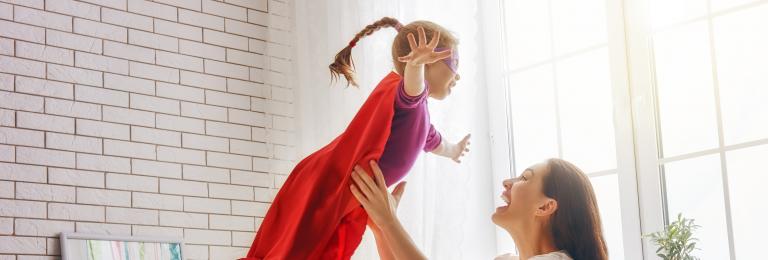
left=418, top=26, right=427, bottom=46
left=369, top=160, right=387, bottom=190
left=407, top=33, right=417, bottom=50
left=432, top=50, right=452, bottom=61
left=397, top=53, right=413, bottom=62
left=428, top=30, right=441, bottom=49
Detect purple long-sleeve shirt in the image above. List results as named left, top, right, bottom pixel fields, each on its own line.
left=377, top=80, right=442, bottom=186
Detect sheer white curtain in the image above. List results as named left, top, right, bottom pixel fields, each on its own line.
left=292, top=0, right=498, bottom=259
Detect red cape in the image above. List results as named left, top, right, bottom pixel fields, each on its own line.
left=242, top=72, right=401, bottom=259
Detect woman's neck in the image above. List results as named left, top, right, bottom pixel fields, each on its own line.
left=505, top=220, right=559, bottom=260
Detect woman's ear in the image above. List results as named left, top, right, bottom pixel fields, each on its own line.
left=535, top=198, right=558, bottom=217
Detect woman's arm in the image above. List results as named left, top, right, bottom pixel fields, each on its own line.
left=350, top=161, right=427, bottom=260
left=370, top=223, right=396, bottom=260
left=398, top=27, right=452, bottom=97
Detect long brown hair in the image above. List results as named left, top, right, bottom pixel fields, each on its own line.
left=542, top=158, right=609, bottom=260
left=329, top=17, right=458, bottom=87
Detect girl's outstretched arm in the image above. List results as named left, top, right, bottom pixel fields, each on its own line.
left=431, top=134, right=471, bottom=163
left=350, top=161, right=427, bottom=260
left=398, top=27, right=452, bottom=97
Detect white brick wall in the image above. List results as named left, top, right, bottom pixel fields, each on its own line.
left=0, top=0, right=294, bottom=258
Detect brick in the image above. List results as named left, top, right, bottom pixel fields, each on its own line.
left=159, top=211, right=207, bottom=228
left=270, top=86, right=293, bottom=102
left=131, top=126, right=181, bottom=147
left=156, top=82, right=204, bottom=103
left=269, top=100, right=293, bottom=117
left=231, top=200, right=268, bottom=217
left=204, top=29, right=248, bottom=51
left=1, top=91, right=43, bottom=112
left=267, top=42, right=290, bottom=59
left=227, top=48, right=265, bottom=68
left=206, top=121, right=250, bottom=140
left=79, top=0, right=126, bottom=10
left=180, top=70, right=226, bottom=91
left=269, top=57, right=291, bottom=73
left=76, top=222, right=132, bottom=235
left=132, top=192, right=182, bottom=210
left=104, top=139, right=156, bottom=160
left=229, top=109, right=266, bottom=127
left=14, top=6, right=72, bottom=31
left=46, top=132, right=102, bottom=153
left=156, top=114, right=205, bottom=134
left=75, top=51, right=129, bottom=75
left=0, top=236, right=46, bottom=254
left=0, top=198, right=46, bottom=218
left=204, top=59, right=249, bottom=80
left=48, top=203, right=104, bottom=221
left=105, top=172, right=157, bottom=192
left=77, top=153, right=131, bottom=173
left=202, top=0, right=246, bottom=21
left=0, top=55, right=45, bottom=78
left=46, top=29, right=102, bottom=53
left=252, top=127, right=267, bottom=142
left=210, top=246, right=248, bottom=260
left=15, top=76, right=72, bottom=100
left=252, top=157, right=269, bottom=172
left=74, top=18, right=127, bottom=42
left=0, top=20, right=45, bottom=43
left=182, top=133, right=229, bottom=152
left=155, top=19, right=202, bottom=41
left=157, top=146, right=205, bottom=165
left=206, top=90, right=250, bottom=110
left=130, top=93, right=180, bottom=115
left=16, top=41, right=74, bottom=66
left=184, top=228, right=231, bottom=245
left=128, top=29, right=178, bottom=52
left=184, top=196, right=229, bottom=214
left=132, top=159, right=181, bottom=179
left=102, top=106, right=155, bottom=127
left=0, top=145, right=12, bottom=162
left=75, top=85, right=128, bottom=107
left=0, top=2, right=10, bottom=20
left=269, top=28, right=291, bottom=45
left=232, top=231, right=256, bottom=247
left=16, top=146, right=76, bottom=168
left=272, top=115, right=294, bottom=131
left=180, top=102, right=227, bottom=121
left=127, top=0, right=178, bottom=21
left=0, top=73, right=11, bottom=91
left=230, top=139, right=268, bottom=157
left=49, top=168, right=104, bottom=188
left=178, top=40, right=225, bottom=62
left=156, top=50, right=204, bottom=72
left=254, top=187, right=275, bottom=202
left=76, top=187, right=131, bottom=207
left=46, top=0, right=101, bottom=20
left=209, top=183, right=253, bottom=200
left=15, top=182, right=75, bottom=202
left=106, top=206, right=158, bottom=225
left=0, top=216, right=11, bottom=233
left=227, top=0, right=267, bottom=11
left=14, top=219, right=73, bottom=237
left=249, top=68, right=265, bottom=83
left=232, top=170, right=274, bottom=188
left=76, top=119, right=130, bottom=140
left=249, top=38, right=266, bottom=54
left=133, top=225, right=182, bottom=237
left=267, top=130, right=294, bottom=146
left=225, top=19, right=267, bottom=39
left=269, top=14, right=290, bottom=31
left=183, top=164, right=229, bottom=183
left=0, top=108, right=12, bottom=126
left=179, top=9, right=224, bottom=30
left=154, top=0, right=201, bottom=11
left=210, top=214, right=253, bottom=231
left=130, top=62, right=180, bottom=83
left=0, top=126, right=44, bottom=147
left=102, top=8, right=153, bottom=31
left=104, top=41, right=155, bottom=63
left=227, top=78, right=267, bottom=97
left=104, top=73, right=155, bottom=95
left=48, top=64, right=103, bottom=86
left=207, top=151, right=251, bottom=171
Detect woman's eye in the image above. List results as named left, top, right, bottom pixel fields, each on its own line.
left=519, top=176, right=527, bottom=181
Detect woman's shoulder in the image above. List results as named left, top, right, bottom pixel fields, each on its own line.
left=494, top=253, right=518, bottom=260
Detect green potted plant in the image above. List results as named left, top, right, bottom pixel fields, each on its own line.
left=645, top=213, right=701, bottom=260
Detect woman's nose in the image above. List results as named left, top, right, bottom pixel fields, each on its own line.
left=503, top=179, right=513, bottom=189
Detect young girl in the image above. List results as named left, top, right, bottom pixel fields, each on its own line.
left=242, top=17, right=470, bottom=260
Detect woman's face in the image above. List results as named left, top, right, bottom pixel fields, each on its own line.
left=492, top=163, right=557, bottom=228
left=425, top=53, right=459, bottom=100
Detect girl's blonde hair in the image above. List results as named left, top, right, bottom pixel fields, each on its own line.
left=329, top=17, right=458, bottom=87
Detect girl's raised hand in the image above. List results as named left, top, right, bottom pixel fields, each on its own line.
left=397, top=26, right=452, bottom=66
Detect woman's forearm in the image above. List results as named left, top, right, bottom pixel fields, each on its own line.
left=379, top=219, right=428, bottom=260
left=371, top=228, right=396, bottom=260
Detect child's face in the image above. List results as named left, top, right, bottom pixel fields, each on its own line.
left=425, top=61, right=459, bottom=100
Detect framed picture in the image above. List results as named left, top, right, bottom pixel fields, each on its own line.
left=60, top=232, right=184, bottom=260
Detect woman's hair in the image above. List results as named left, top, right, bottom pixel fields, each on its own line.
left=542, top=158, right=609, bottom=260
left=329, top=17, right=458, bottom=87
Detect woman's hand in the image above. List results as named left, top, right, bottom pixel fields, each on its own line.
left=397, top=26, right=453, bottom=66
left=350, top=161, right=407, bottom=229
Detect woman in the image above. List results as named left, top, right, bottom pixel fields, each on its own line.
left=349, top=159, right=608, bottom=260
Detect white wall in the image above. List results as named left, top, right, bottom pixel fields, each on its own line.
left=0, top=0, right=296, bottom=259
